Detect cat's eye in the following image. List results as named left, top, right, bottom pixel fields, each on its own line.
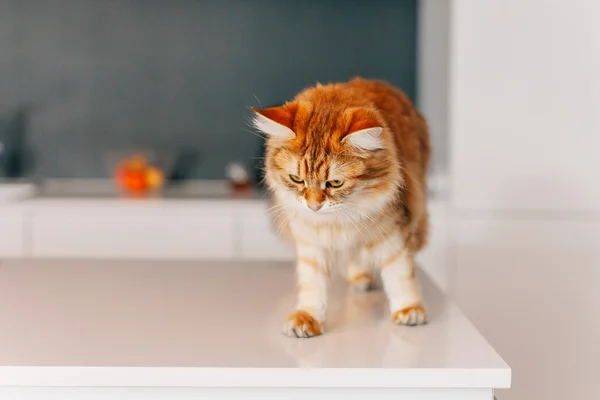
left=327, top=180, right=344, bottom=188
left=289, top=174, right=304, bottom=184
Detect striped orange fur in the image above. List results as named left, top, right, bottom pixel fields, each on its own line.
left=297, top=257, right=321, bottom=271
left=382, top=250, right=405, bottom=269
left=252, top=77, right=430, bottom=337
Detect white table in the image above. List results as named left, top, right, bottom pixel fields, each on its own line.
left=0, top=260, right=510, bottom=399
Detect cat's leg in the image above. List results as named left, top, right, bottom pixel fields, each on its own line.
left=283, top=244, right=329, bottom=338
left=370, top=232, right=427, bottom=326
left=347, top=260, right=375, bottom=292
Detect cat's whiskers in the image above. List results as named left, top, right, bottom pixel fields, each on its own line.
left=268, top=207, right=289, bottom=227
left=252, top=94, right=263, bottom=109
left=265, top=204, right=285, bottom=213
left=342, top=201, right=380, bottom=223
left=348, top=208, right=383, bottom=245
left=242, top=128, right=267, bottom=141
left=269, top=210, right=287, bottom=224
left=346, top=200, right=397, bottom=227
left=276, top=210, right=296, bottom=235
left=268, top=203, right=290, bottom=225
left=353, top=211, right=386, bottom=244
left=265, top=203, right=286, bottom=217
left=339, top=209, right=369, bottom=244
left=342, top=202, right=387, bottom=244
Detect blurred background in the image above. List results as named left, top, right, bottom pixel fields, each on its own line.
left=0, top=0, right=434, bottom=182
left=1, top=1, right=599, bottom=400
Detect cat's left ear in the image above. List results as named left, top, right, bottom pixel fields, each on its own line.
left=250, top=103, right=298, bottom=140
left=342, top=109, right=385, bottom=151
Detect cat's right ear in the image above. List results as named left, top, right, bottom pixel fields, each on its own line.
left=250, top=103, right=297, bottom=140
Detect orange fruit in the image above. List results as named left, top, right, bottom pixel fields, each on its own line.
left=128, top=171, right=149, bottom=192
left=126, top=154, right=148, bottom=170
left=146, top=167, right=164, bottom=188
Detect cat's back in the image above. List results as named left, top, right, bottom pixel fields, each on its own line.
left=344, top=78, right=430, bottom=250
left=344, top=77, right=426, bottom=134
left=343, top=77, right=411, bottom=108
left=344, top=78, right=430, bottom=176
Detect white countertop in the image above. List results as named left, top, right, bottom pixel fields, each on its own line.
left=0, top=182, right=37, bottom=203
left=0, top=179, right=448, bottom=209
left=0, top=180, right=267, bottom=209
left=0, top=260, right=510, bottom=389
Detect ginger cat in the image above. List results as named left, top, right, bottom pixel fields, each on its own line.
left=251, top=77, right=430, bottom=338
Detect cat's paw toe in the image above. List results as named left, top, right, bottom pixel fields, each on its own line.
left=349, top=273, right=375, bottom=292
left=392, top=304, right=428, bottom=326
left=282, top=310, right=323, bottom=338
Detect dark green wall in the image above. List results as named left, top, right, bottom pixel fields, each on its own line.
left=0, top=0, right=417, bottom=179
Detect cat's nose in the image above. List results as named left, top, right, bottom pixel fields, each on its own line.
left=307, top=201, right=323, bottom=212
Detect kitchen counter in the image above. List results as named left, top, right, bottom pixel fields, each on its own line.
left=0, top=180, right=266, bottom=208
left=0, top=182, right=36, bottom=203
left=0, top=259, right=510, bottom=400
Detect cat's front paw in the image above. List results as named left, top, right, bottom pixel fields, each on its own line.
left=392, top=304, right=428, bottom=326
left=282, top=310, right=323, bottom=338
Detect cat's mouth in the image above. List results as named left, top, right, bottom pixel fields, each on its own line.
left=300, top=200, right=342, bottom=214
left=295, top=203, right=349, bottom=222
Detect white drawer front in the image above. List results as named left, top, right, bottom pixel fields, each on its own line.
left=31, top=209, right=235, bottom=260
left=239, top=207, right=294, bottom=261
left=0, top=210, right=25, bottom=257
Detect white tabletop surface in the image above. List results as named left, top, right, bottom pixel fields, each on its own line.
left=0, top=260, right=510, bottom=389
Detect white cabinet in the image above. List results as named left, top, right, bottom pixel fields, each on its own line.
left=31, top=206, right=235, bottom=260
left=450, top=0, right=600, bottom=211
left=0, top=195, right=450, bottom=295
left=453, top=218, right=600, bottom=400
left=0, top=209, right=25, bottom=257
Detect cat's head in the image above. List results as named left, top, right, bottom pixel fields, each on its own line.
left=251, top=100, right=401, bottom=221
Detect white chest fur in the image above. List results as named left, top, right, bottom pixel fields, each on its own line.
left=289, top=214, right=398, bottom=252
